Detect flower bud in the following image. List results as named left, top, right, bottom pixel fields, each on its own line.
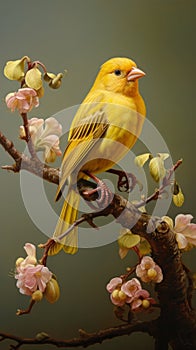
left=173, top=188, right=184, bottom=207
left=111, top=289, right=119, bottom=300
left=43, top=72, right=55, bottom=82
left=35, top=332, right=49, bottom=341
left=44, top=149, right=57, bottom=163
left=44, top=278, right=60, bottom=304
left=118, top=290, right=127, bottom=301
left=162, top=215, right=174, bottom=229
left=49, top=73, right=63, bottom=89
left=142, top=299, right=150, bottom=309
left=32, top=290, right=43, bottom=302
left=15, top=257, right=24, bottom=267
left=19, top=126, right=26, bottom=140
left=147, top=268, right=157, bottom=279
left=25, top=67, right=42, bottom=90
left=4, top=56, right=29, bottom=81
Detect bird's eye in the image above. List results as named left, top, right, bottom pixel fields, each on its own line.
left=114, top=69, right=121, bottom=76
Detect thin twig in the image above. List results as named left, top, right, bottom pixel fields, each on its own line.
left=20, top=113, right=37, bottom=159
left=135, top=159, right=183, bottom=208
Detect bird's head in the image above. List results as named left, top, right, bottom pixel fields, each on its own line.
left=92, top=57, right=145, bottom=97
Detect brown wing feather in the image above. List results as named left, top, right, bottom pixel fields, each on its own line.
left=55, top=109, right=108, bottom=201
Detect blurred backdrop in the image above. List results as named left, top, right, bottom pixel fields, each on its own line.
left=0, top=1, right=195, bottom=349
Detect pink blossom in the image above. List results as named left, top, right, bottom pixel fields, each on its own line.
left=15, top=243, right=52, bottom=296
left=106, top=277, right=126, bottom=306
left=6, top=88, right=39, bottom=114
left=106, top=277, right=123, bottom=293
left=16, top=264, right=52, bottom=295
left=106, top=276, right=155, bottom=310
left=121, top=278, right=142, bottom=302
left=20, top=117, right=62, bottom=163
left=174, top=214, right=196, bottom=249
left=131, top=289, right=155, bottom=310
left=136, top=256, right=163, bottom=283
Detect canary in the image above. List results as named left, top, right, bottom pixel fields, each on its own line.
left=50, top=57, right=146, bottom=255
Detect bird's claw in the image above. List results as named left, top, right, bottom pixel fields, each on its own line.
left=82, top=172, right=113, bottom=210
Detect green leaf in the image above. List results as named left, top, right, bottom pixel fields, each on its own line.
left=25, top=67, right=42, bottom=90
left=118, top=230, right=140, bottom=249
left=134, top=153, right=151, bottom=167
left=138, top=238, right=151, bottom=255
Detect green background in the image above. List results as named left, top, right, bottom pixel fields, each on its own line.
left=0, top=1, right=195, bottom=349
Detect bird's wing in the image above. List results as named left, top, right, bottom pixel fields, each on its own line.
left=55, top=105, right=108, bottom=201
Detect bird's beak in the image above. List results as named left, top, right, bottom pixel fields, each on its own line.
left=127, top=67, right=146, bottom=81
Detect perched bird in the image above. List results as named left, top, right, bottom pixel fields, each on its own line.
left=51, top=57, right=146, bottom=255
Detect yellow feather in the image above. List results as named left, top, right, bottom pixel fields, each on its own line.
left=51, top=57, right=146, bottom=255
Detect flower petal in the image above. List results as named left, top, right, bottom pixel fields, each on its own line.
left=24, top=243, right=36, bottom=258
left=176, top=232, right=188, bottom=249
left=174, top=214, right=193, bottom=232
left=106, top=277, right=122, bottom=293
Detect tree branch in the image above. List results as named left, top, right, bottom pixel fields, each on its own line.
left=0, top=320, right=156, bottom=349
left=0, top=129, right=59, bottom=185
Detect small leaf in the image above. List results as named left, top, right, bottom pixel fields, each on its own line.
left=4, top=56, right=28, bottom=81
left=138, top=238, right=151, bottom=255
left=36, top=86, right=45, bottom=98
left=118, top=229, right=140, bottom=249
left=119, top=247, right=129, bottom=259
left=25, top=67, right=42, bottom=90
left=134, top=153, right=151, bottom=167
left=149, top=156, right=166, bottom=182
left=173, top=190, right=184, bottom=207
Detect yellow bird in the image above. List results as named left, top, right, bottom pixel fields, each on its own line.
left=51, top=57, right=146, bottom=255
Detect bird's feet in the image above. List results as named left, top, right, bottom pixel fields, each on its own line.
left=82, top=171, right=113, bottom=210
left=107, top=169, right=139, bottom=192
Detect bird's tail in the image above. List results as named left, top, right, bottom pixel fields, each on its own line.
left=49, top=188, right=80, bottom=255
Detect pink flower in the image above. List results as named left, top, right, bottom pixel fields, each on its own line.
left=174, top=214, right=196, bottom=249
left=136, top=256, right=163, bottom=283
left=106, top=276, right=155, bottom=310
left=106, top=277, right=123, bottom=293
left=6, top=88, right=39, bottom=114
left=16, top=264, right=52, bottom=296
left=131, top=289, right=155, bottom=310
left=121, top=278, right=142, bottom=302
left=106, top=277, right=127, bottom=306
left=15, top=243, right=52, bottom=296
left=20, top=117, right=62, bottom=163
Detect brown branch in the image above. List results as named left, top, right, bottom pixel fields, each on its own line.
left=0, top=130, right=59, bottom=185
left=0, top=320, right=156, bottom=349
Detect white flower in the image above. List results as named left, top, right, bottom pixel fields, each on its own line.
left=20, top=117, right=62, bottom=162
left=174, top=214, right=196, bottom=249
